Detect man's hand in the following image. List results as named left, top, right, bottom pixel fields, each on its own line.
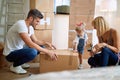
left=46, top=42, right=56, bottom=50
left=48, top=51, right=58, bottom=61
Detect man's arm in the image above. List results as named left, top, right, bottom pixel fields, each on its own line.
left=30, top=34, right=56, bottom=49
left=19, top=33, right=57, bottom=60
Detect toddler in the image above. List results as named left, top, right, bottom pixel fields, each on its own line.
left=73, top=22, right=88, bottom=69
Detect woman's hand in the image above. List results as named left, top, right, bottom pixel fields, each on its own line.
left=92, top=43, right=107, bottom=53
left=89, top=51, right=95, bottom=57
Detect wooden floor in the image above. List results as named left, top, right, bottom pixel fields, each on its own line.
left=0, top=59, right=90, bottom=80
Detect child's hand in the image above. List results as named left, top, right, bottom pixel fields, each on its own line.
left=73, top=50, right=78, bottom=53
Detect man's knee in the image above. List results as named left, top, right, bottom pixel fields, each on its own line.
left=27, top=48, right=38, bottom=59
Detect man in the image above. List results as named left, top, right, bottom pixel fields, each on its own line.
left=3, top=9, right=57, bottom=74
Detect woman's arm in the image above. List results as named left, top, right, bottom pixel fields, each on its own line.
left=92, top=29, right=120, bottom=54
left=105, top=29, right=120, bottom=53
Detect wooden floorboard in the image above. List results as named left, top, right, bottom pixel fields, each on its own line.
left=0, top=60, right=90, bottom=80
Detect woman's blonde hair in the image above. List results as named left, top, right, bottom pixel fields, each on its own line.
left=92, top=16, right=110, bottom=36
left=75, top=22, right=86, bottom=32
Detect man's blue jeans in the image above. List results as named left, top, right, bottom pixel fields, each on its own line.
left=88, top=47, right=118, bottom=67
left=6, top=47, right=39, bottom=67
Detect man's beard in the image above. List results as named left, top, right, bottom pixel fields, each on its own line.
left=30, top=20, right=36, bottom=29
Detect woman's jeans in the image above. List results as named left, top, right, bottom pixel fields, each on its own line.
left=6, top=47, right=39, bottom=67
left=88, top=47, right=118, bottom=67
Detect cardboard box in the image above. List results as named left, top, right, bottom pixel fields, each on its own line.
left=70, top=0, right=95, bottom=15
left=30, top=0, right=54, bottom=30
left=39, top=49, right=79, bottom=73
left=69, top=15, right=94, bottom=30
left=0, top=43, right=9, bottom=68
left=34, top=30, right=52, bottom=43
left=30, top=0, right=54, bottom=12
left=35, top=12, right=54, bottom=30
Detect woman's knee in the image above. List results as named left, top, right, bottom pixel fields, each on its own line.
left=101, top=47, right=112, bottom=56
left=88, top=56, right=99, bottom=67
left=102, top=47, right=111, bottom=53
left=88, top=57, right=94, bottom=65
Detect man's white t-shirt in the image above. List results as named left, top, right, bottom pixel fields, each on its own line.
left=3, top=20, right=34, bottom=56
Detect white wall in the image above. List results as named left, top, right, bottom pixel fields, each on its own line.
left=52, top=14, right=69, bottom=49
left=92, top=29, right=98, bottom=46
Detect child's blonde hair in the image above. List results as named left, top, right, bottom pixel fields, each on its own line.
left=75, top=22, right=86, bottom=31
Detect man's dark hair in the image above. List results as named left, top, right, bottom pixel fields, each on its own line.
left=27, top=9, right=43, bottom=19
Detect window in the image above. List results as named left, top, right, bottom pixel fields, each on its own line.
left=95, top=0, right=117, bottom=27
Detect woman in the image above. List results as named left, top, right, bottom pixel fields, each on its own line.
left=88, top=16, right=120, bottom=67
